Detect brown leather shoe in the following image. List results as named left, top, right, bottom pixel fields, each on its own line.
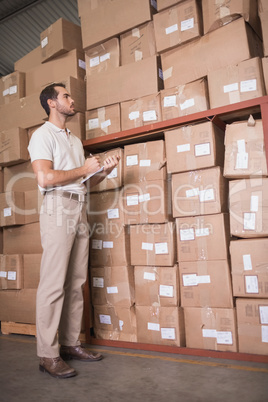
left=39, top=356, right=77, bottom=378
left=60, top=345, right=103, bottom=362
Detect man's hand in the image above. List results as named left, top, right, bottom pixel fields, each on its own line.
left=84, top=156, right=101, bottom=175
left=103, top=154, right=121, bottom=175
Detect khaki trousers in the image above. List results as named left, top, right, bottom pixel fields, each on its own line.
left=36, top=193, right=89, bottom=358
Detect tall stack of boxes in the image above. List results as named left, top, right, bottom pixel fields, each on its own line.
left=0, top=0, right=267, bottom=356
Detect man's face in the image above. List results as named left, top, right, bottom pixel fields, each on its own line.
left=54, top=86, right=75, bottom=116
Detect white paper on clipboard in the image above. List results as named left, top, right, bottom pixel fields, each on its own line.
left=80, top=166, right=104, bottom=183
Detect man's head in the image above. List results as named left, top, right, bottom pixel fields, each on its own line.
left=40, top=83, right=75, bottom=117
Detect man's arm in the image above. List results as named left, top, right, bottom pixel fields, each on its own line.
left=89, top=154, right=121, bottom=188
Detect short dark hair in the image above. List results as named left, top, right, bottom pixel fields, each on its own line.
left=40, top=82, right=66, bottom=116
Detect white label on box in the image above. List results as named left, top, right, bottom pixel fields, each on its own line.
left=163, top=67, right=173, bottom=81
left=144, top=272, right=156, bottom=281
left=199, top=188, right=215, bottom=202
left=129, top=111, right=140, bottom=120
left=161, top=327, right=176, bottom=340
left=177, top=143, right=190, bottom=153
left=132, top=27, right=140, bottom=38
left=159, top=68, right=164, bottom=81
left=0, top=271, right=7, bottom=278
left=166, top=24, right=178, bottom=35
left=180, top=228, right=195, bottom=241
left=9, top=85, right=17, bottom=95
left=195, top=143, right=211, bottom=156
left=155, top=242, right=168, bottom=255
left=143, top=110, right=157, bottom=122
left=151, top=0, right=157, bottom=9
left=7, top=271, right=16, bottom=281
left=139, top=193, right=150, bottom=203
left=235, top=153, right=248, bottom=169
left=164, top=95, right=177, bottom=107
left=250, top=195, right=259, bottom=212
left=197, top=275, right=211, bottom=284
left=107, top=208, right=119, bottom=219
left=100, top=53, right=110, bottom=63
left=181, top=17, right=194, bottom=31
left=88, top=118, right=99, bottom=129
left=237, top=139, right=246, bottom=153
left=148, top=322, right=160, bottom=331
left=119, top=320, right=124, bottom=331
left=127, top=195, right=139, bottom=206
left=92, top=239, right=102, bottom=250
left=224, top=82, right=239, bottom=93
left=261, top=326, right=268, bottom=343
left=245, top=275, right=259, bottom=293
left=195, top=227, right=210, bottom=237
left=126, top=154, right=138, bottom=166
left=107, top=167, right=117, bottom=179
left=183, top=274, right=198, bottom=287
left=180, top=98, right=195, bottom=110
left=159, top=285, right=173, bottom=297
left=90, top=56, right=100, bottom=67
left=240, top=79, right=257, bottom=93
left=99, top=314, right=111, bottom=325
left=41, top=36, right=48, bottom=48
left=186, top=187, right=199, bottom=198
left=244, top=213, right=256, bottom=230
left=103, top=241, right=113, bottom=249
left=93, top=277, right=104, bottom=288
left=202, top=329, right=217, bottom=338
left=107, top=286, right=118, bottom=294
left=4, top=207, right=12, bottom=217
left=3, top=89, right=9, bottom=97
left=217, top=331, right=233, bottom=345
left=135, top=50, right=143, bottom=62
left=259, top=306, right=268, bottom=325
left=142, top=242, right=154, bottom=251
left=101, top=119, right=111, bottom=129
left=243, top=254, right=252, bottom=271
left=140, top=159, right=151, bottom=167
left=219, top=6, right=230, bottom=18
left=79, top=59, right=86, bottom=70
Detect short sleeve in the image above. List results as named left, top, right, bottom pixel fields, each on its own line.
left=28, top=128, right=54, bottom=163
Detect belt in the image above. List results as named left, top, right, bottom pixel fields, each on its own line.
left=45, top=190, right=86, bottom=202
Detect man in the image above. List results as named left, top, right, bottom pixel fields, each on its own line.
left=28, top=83, right=120, bottom=379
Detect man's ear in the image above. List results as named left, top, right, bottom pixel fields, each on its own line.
left=47, top=98, right=56, bottom=110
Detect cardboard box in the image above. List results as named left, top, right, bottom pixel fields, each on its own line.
left=179, top=260, right=234, bottom=308
left=40, top=18, right=83, bottom=63
left=262, top=57, right=268, bottom=93
left=157, top=0, right=186, bottom=11
left=88, top=148, right=124, bottom=193
left=134, top=265, right=179, bottom=306
left=230, top=238, right=268, bottom=298
left=0, top=254, right=23, bottom=290
left=0, top=127, right=29, bottom=167
left=161, top=18, right=263, bottom=89
left=160, top=78, right=209, bottom=120
left=153, top=0, right=202, bottom=53
left=176, top=213, right=231, bottom=262
left=0, top=289, right=37, bottom=324
left=66, top=112, right=86, bottom=141
left=23, top=254, right=41, bottom=289
left=130, top=222, right=176, bottom=266
left=86, top=104, right=120, bottom=139
left=123, top=179, right=169, bottom=225
left=121, top=92, right=162, bottom=131
left=229, top=178, right=268, bottom=238
left=120, top=21, right=157, bottom=65
left=4, top=161, right=37, bottom=192
left=224, top=118, right=267, bottom=178
left=80, top=0, right=156, bottom=50
left=25, top=49, right=86, bottom=96
left=123, top=140, right=167, bottom=184
left=14, top=46, right=42, bottom=73
left=89, top=226, right=130, bottom=267
left=202, top=0, right=261, bottom=37
left=0, top=192, right=25, bottom=227
left=259, top=1, right=268, bottom=56
left=86, top=56, right=163, bottom=110
left=93, top=305, right=137, bottom=341
left=136, top=305, right=185, bottom=346
left=88, top=189, right=125, bottom=229
left=62, top=76, right=86, bottom=114
left=171, top=166, right=229, bottom=218
left=184, top=307, right=238, bottom=352
left=236, top=298, right=268, bottom=355
left=208, top=57, right=266, bottom=109
left=3, top=222, right=42, bottom=254
left=0, top=72, right=25, bottom=105
left=24, top=189, right=42, bottom=224
left=164, top=121, right=225, bottom=174
left=85, top=38, right=120, bottom=76
left=90, top=266, right=135, bottom=307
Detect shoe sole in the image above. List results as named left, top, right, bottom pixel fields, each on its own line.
left=39, top=364, right=77, bottom=378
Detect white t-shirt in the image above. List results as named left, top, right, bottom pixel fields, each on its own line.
left=28, top=121, right=86, bottom=194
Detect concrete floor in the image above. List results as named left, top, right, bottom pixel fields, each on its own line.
left=0, top=331, right=268, bottom=402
